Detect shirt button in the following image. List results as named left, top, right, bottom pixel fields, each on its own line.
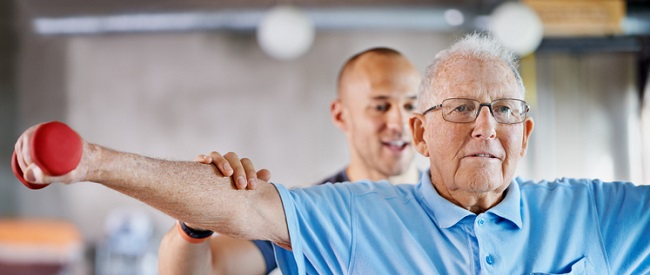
left=486, top=255, right=495, bottom=265
left=477, top=219, right=485, bottom=226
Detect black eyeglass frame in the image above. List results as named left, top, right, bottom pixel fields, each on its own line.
left=421, top=97, right=530, bottom=124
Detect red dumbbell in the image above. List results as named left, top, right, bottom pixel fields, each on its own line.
left=11, top=121, right=82, bottom=190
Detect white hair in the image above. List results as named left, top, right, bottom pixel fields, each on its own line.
left=417, top=32, right=526, bottom=112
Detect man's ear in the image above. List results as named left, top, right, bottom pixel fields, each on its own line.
left=410, top=114, right=430, bottom=157
left=520, top=117, right=534, bottom=157
left=330, top=99, right=348, bottom=131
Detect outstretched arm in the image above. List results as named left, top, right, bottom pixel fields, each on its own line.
left=13, top=123, right=290, bottom=247
left=158, top=152, right=271, bottom=275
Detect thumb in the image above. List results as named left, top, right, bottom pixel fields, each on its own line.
left=23, top=165, right=60, bottom=185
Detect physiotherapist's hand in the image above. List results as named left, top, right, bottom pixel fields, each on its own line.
left=195, top=151, right=271, bottom=190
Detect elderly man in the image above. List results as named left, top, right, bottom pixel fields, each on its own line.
left=14, top=33, right=650, bottom=274
left=158, top=47, right=422, bottom=275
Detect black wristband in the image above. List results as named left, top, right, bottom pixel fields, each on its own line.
left=178, top=221, right=214, bottom=239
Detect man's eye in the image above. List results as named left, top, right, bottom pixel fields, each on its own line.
left=495, top=105, right=513, bottom=114
left=452, top=104, right=472, bottom=113
left=374, top=104, right=389, bottom=112
left=404, top=103, right=415, bottom=112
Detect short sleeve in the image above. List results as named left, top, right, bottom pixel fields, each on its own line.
left=271, top=182, right=354, bottom=275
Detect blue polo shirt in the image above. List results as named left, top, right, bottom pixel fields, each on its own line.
left=271, top=173, right=650, bottom=274
left=252, top=169, right=351, bottom=273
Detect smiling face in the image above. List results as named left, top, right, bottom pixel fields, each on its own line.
left=411, top=54, right=534, bottom=211
left=332, top=51, right=420, bottom=181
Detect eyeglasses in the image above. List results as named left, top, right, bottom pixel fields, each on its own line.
left=421, top=98, right=530, bottom=124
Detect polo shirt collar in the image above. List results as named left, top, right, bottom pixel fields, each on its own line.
left=416, top=171, right=522, bottom=229
left=487, top=177, right=522, bottom=229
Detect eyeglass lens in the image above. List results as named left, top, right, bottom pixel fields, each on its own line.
left=442, top=98, right=527, bottom=124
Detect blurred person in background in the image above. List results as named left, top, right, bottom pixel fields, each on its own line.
left=157, top=47, right=423, bottom=274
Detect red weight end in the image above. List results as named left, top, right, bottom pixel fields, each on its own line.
left=29, top=121, right=82, bottom=176
left=11, top=151, right=49, bottom=190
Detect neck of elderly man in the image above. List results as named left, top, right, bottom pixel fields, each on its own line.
left=412, top=54, right=534, bottom=215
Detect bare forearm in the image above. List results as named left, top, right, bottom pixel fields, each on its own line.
left=159, top=226, right=213, bottom=275
left=159, top=229, right=268, bottom=275
left=84, top=144, right=288, bottom=243
left=85, top=145, right=233, bottom=229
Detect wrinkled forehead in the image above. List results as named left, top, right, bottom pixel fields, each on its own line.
left=431, top=55, right=521, bottom=101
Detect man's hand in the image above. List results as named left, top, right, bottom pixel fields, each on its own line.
left=13, top=123, right=93, bottom=185
left=194, top=152, right=271, bottom=190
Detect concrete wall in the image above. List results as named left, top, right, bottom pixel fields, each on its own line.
left=527, top=52, right=643, bottom=182
left=0, top=0, right=17, bottom=217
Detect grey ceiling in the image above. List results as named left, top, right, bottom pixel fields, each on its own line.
left=18, top=0, right=502, bottom=17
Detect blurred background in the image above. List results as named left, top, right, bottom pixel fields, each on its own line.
left=0, top=0, right=649, bottom=274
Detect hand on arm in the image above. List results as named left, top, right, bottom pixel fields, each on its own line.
left=194, top=151, right=271, bottom=190
left=159, top=152, right=271, bottom=275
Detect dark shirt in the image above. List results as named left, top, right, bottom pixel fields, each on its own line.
left=253, top=169, right=350, bottom=274
left=314, top=169, right=350, bottom=185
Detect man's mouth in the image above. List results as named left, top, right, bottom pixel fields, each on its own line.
left=383, top=140, right=409, bottom=151
left=471, top=153, right=496, bottom=158
left=466, top=153, right=500, bottom=159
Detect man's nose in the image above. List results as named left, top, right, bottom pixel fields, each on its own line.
left=472, top=106, right=497, bottom=140
left=387, top=106, right=408, bottom=131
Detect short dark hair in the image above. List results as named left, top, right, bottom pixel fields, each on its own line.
left=336, top=47, right=404, bottom=95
